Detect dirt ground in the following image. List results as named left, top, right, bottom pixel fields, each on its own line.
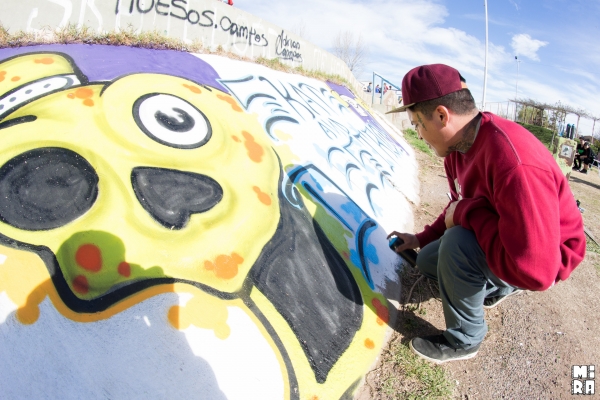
left=362, top=149, right=600, bottom=399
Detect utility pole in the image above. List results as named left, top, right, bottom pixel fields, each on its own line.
left=482, top=0, right=489, bottom=111
left=515, top=56, right=521, bottom=99
left=513, top=56, right=521, bottom=121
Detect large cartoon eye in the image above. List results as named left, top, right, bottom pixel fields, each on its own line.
left=133, top=94, right=211, bottom=149
left=0, top=148, right=98, bottom=231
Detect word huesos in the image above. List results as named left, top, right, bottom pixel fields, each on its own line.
left=114, top=0, right=268, bottom=46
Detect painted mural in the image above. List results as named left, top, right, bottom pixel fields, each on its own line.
left=0, top=45, right=418, bottom=399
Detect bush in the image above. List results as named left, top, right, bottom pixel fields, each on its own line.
left=518, top=122, right=554, bottom=150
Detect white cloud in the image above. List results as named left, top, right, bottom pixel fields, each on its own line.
left=511, top=34, right=548, bottom=61
left=234, top=0, right=599, bottom=117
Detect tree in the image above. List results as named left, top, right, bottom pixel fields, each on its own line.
left=290, top=20, right=310, bottom=42
left=331, top=31, right=368, bottom=77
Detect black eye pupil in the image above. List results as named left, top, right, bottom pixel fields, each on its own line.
left=155, top=107, right=195, bottom=132
left=0, top=148, right=99, bottom=231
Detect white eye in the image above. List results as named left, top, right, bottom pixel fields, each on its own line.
left=133, top=94, right=211, bottom=149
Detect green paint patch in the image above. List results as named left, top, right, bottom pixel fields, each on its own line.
left=56, top=230, right=162, bottom=299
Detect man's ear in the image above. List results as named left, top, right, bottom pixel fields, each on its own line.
left=435, top=105, right=450, bottom=127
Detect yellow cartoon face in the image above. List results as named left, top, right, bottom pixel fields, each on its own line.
left=0, top=53, right=280, bottom=301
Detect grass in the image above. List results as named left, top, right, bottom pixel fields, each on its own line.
left=403, top=128, right=434, bottom=157
left=388, top=342, right=454, bottom=399
left=0, top=24, right=350, bottom=86
left=587, top=236, right=600, bottom=255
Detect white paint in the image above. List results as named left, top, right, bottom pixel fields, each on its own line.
left=0, top=291, right=17, bottom=325
left=77, top=0, right=103, bottom=32
left=26, top=8, right=39, bottom=33
left=48, top=0, right=73, bottom=29
left=184, top=307, right=284, bottom=399
left=0, top=253, right=7, bottom=264
left=0, top=293, right=283, bottom=399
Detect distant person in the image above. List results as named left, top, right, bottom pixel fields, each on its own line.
left=383, top=84, right=388, bottom=94
left=375, top=85, right=381, bottom=94
left=366, top=82, right=372, bottom=93
left=386, top=63, right=585, bottom=364
left=579, top=142, right=594, bottom=174
left=573, top=138, right=585, bottom=171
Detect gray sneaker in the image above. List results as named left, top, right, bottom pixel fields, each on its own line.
left=409, top=334, right=480, bottom=364
left=483, top=289, right=523, bottom=309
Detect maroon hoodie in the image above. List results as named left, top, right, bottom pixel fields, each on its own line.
left=415, top=112, right=585, bottom=291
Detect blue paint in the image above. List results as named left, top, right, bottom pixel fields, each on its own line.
left=364, top=242, right=379, bottom=265
left=341, top=201, right=363, bottom=224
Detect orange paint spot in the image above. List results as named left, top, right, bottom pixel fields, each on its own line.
left=34, top=57, right=54, bottom=65
left=204, top=253, right=244, bottom=279
left=342, top=251, right=349, bottom=260
left=11, top=76, right=20, bottom=82
left=309, top=396, right=319, bottom=400
left=72, top=275, right=89, bottom=294
left=0, top=71, right=5, bottom=82
left=82, top=98, right=95, bottom=107
left=67, top=93, right=75, bottom=99
left=252, top=186, right=272, bottom=206
left=364, top=338, right=375, bottom=349
left=217, top=94, right=242, bottom=112
left=168, top=305, right=180, bottom=329
left=241, top=131, right=264, bottom=163
left=118, top=262, right=131, bottom=277
left=75, top=244, right=102, bottom=272
left=372, top=298, right=389, bottom=326
left=182, top=83, right=201, bottom=94
left=74, top=88, right=94, bottom=99
left=232, top=135, right=241, bottom=143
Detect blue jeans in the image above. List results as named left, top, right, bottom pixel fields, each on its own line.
left=416, top=226, right=519, bottom=349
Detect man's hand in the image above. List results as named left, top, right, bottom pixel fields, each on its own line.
left=445, top=201, right=459, bottom=229
left=386, top=231, right=419, bottom=254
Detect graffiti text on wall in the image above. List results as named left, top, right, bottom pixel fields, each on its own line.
left=114, top=0, right=268, bottom=47
left=275, top=30, right=302, bottom=62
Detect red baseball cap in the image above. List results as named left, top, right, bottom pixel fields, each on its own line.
left=386, top=64, right=464, bottom=114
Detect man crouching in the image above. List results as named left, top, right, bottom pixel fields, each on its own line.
left=386, top=64, right=585, bottom=364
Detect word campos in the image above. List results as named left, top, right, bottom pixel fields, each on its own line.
left=114, top=0, right=268, bottom=46
left=275, top=30, right=302, bottom=62
left=572, top=365, right=595, bottom=395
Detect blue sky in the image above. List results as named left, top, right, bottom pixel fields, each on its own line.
left=234, top=0, right=600, bottom=136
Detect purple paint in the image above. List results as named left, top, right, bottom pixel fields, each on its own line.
left=0, top=44, right=227, bottom=93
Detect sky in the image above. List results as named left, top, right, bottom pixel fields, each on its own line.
left=233, top=0, right=600, bottom=137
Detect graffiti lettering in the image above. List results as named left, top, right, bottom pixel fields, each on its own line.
left=275, top=30, right=303, bottom=62
left=170, top=0, right=188, bottom=20
left=114, top=0, right=268, bottom=46
left=220, top=16, right=268, bottom=46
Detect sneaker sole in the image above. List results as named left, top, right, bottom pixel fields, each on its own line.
left=409, top=340, right=479, bottom=364
left=483, top=289, right=524, bottom=309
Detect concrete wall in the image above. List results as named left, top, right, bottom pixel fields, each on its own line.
left=0, top=0, right=370, bottom=103
left=0, top=44, right=418, bottom=399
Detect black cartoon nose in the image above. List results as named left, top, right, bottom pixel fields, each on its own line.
left=131, top=167, right=223, bottom=229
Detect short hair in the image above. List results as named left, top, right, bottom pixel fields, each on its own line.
left=409, top=89, right=477, bottom=119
